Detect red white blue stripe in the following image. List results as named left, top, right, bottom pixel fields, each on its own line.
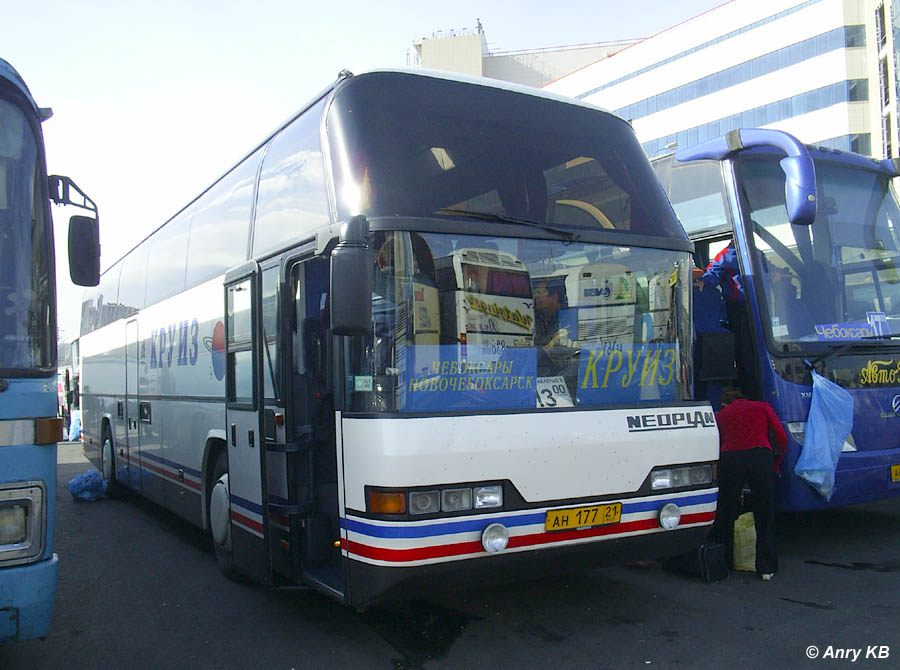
left=340, top=489, right=717, bottom=567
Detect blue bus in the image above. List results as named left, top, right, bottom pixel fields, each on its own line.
left=654, top=128, right=900, bottom=511
left=0, top=58, right=99, bottom=643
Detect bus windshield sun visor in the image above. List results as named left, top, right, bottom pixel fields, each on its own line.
left=436, top=209, right=581, bottom=243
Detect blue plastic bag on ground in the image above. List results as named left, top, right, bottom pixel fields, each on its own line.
left=793, top=371, right=854, bottom=501
left=68, top=468, right=107, bottom=501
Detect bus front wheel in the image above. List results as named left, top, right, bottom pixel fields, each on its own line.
left=208, top=450, right=237, bottom=579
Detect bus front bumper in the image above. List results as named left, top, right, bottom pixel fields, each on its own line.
left=343, top=524, right=709, bottom=609
left=0, top=553, right=58, bottom=644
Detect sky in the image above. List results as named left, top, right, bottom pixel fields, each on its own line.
left=4, top=0, right=728, bottom=341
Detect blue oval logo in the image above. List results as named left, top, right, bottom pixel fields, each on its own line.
left=893, top=394, right=900, bottom=418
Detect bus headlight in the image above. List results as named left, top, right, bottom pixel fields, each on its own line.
left=0, top=504, right=27, bottom=544
left=481, top=523, right=509, bottom=553
left=0, top=483, right=44, bottom=565
left=367, top=482, right=503, bottom=516
left=658, top=503, right=681, bottom=530
left=474, top=485, right=503, bottom=509
left=651, top=465, right=712, bottom=490
left=409, top=490, right=440, bottom=515
left=786, top=422, right=806, bottom=445
left=441, top=488, right=473, bottom=512
left=691, top=465, right=713, bottom=485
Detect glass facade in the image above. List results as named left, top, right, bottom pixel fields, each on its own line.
left=642, top=80, right=869, bottom=157
left=615, top=26, right=865, bottom=123
left=576, top=0, right=823, bottom=101
left=814, top=133, right=872, bottom=156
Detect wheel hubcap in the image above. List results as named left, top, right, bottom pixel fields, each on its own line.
left=210, top=473, right=232, bottom=551
left=102, top=439, right=113, bottom=481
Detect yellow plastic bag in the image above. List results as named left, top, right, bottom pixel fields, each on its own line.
left=733, top=512, right=756, bottom=572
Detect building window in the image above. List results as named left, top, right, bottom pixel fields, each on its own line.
left=641, top=80, right=869, bottom=157
left=613, top=26, right=864, bottom=121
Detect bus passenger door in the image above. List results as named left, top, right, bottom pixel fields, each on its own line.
left=285, top=257, right=341, bottom=591
left=124, top=319, right=142, bottom=490
left=224, top=267, right=271, bottom=584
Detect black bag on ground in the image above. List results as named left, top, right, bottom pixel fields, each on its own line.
left=663, top=542, right=729, bottom=582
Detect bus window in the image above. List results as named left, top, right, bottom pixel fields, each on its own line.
left=346, top=231, right=691, bottom=414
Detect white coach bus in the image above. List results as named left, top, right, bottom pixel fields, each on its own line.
left=79, top=69, right=718, bottom=608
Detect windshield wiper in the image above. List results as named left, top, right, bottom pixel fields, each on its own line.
left=804, top=334, right=900, bottom=370
left=436, top=208, right=581, bottom=243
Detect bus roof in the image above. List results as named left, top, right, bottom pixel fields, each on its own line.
left=92, top=68, right=625, bottom=282
left=363, top=67, right=615, bottom=116
left=0, top=57, right=39, bottom=114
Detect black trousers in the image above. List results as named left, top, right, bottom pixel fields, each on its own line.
left=710, top=448, right=778, bottom=575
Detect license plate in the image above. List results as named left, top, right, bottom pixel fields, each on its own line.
left=891, top=465, right=900, bottom=483
left=545, top=502, right=622, bottom=532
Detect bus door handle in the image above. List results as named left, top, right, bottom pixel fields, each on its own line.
left=248, top=430, right=255, bottom=448
left=231, top=423, right=236, bottom=446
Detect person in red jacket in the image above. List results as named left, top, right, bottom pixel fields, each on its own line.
left=710, top=389, right=788, bottom=580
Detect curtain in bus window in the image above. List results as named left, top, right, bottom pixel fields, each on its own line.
left=487, top=270, right=530, bottom=297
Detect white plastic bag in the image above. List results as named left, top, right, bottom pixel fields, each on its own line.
left=793, top=371, right=853, bottom=501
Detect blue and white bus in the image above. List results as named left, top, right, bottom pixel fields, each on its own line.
left=79, top=69, right=717, bottom=608
left=655, top=128, right=900, bottom=511
left=0, top=58, right=99, bottom=643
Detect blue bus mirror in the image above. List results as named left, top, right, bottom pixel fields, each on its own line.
left=779, top=155, right=816, bottom=226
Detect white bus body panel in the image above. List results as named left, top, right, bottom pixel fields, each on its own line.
left=341, top=407, right=716, bottom=506
left=81, top=276, right=228, bottom=522
left=341, top=406, right=717, bottom=568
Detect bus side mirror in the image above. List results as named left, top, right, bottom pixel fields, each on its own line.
left=330, top=215, right=372, bottom=336
left=68, top=215, right=100, bottom=286
left=780, top=155, right=817, bottom=226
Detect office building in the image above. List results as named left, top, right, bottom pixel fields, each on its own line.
left=543, top=0, right=900, bottom=158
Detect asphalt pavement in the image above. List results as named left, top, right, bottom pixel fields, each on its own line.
left=1, top=442, right=898, bottom=669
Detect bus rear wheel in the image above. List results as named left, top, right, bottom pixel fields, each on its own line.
left=208, top=450, right=237, bottom=579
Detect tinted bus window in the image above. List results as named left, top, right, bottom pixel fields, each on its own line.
left=145, top=209, right=190, bottom=306
left=327, top=73, right=685, bottom=241
left=97, top=262, right=122, bottom=328
left=117, top=245, right=148, bottom=317
left=253, top=99, right=330, bottom=257
left=185, top=149, right=261, bottom=287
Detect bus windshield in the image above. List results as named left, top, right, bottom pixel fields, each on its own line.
left=327, top=72, right=686, bottom=241
left=345, top=229, right=692, bottom=413
left=738, top=156, right=900, bottom=348
left=0, top=96, right=53, bottom=373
